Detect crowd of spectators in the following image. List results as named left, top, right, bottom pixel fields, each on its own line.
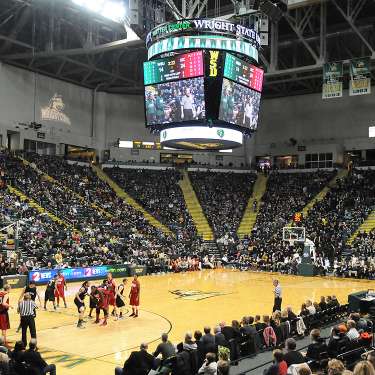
left=114, top=293, right=375, bottom=375
left=104, top=167, right=197, bottom=242
left=189, top=171, right=257, bottom=239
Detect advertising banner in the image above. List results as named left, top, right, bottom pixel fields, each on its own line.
left=322, top=62, right=343, bottom=99
left=28, top=265, right=126, bottom=285
left=349, top=58, right=371, bottom=96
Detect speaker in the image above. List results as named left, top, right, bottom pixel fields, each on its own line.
left=260, top=0, right=283, bottom=22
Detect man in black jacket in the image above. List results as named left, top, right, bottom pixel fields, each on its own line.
left=115, top=343, right=156, bottom=375
left=283, top=338, right=306, bottom=367
left=23, top=339, right=56, bottom=375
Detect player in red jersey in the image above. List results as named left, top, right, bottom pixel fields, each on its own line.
left=54, top=270, right=67, bottom=308
left=106, top=273, right=118, bottom=320
left=0, top=285, right=11, bottom=344
left=93, top=284, right=110, bottom=326
left=129, top=275, right=140, bottom=318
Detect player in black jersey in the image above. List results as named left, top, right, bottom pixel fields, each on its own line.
left=44, top=276, right=57, bottom=311
left=74, top=281, right=89, bottom=329
left=88, top=285, right=98, bottom=319
left=17, top=281, right=41, bottom=333
left=115, top=279, right=127, bottom=320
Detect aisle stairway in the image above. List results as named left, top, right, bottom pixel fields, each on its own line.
left=299, top=168, right=348, bottom=220
left=92, top=165, right=172, bottom=236
left=237, top=173, right=268, bottom=238
left=179, top=171, right=214, bottom=241
left=348, top=209, right=375, bottom=244
left=7, top=185, right=70, bottom=227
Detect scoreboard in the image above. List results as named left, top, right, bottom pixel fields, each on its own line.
left=144, top=51, right=204, bottom=85
left=223, top=53, right=264, bottom=92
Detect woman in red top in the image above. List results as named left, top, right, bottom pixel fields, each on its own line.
left=129, top=275, right=140, bottom=318
left=264, top=350, right=288, bottom=375
left=54, top=271, right=67, bottom=308
left=0, top=285, right=11, bottom=344
left=106, top=273, right=117, bottom=319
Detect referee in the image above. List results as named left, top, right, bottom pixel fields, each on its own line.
left=18, top=293, right=37, bottom=346
left=272, top=279, right=282, bottom=312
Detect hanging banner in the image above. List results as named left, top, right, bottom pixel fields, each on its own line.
left=322, top=62, right=343, bottom=99
left=349, top=58, right=371, bottom=96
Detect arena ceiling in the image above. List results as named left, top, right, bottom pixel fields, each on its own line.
left=0, top=0, right=374, bottom=98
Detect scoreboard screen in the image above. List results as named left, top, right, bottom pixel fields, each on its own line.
left=144, top=51, right=204, bottom=85
left=223, top=53, right=264, bottom=92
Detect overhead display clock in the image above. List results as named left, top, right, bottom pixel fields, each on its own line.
left=143, top=51, right=204, bottom=85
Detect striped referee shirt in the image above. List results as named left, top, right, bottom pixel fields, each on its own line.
left=18, top=300, right=37, bottom=317
left=274, top=284, right=282, bottom=298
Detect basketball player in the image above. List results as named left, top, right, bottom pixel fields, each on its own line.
left=106, top=273, right=118, bottom=319
left=0, top=285, right=11, bottom=344
left=88, top=285, right=98, bottom=319
left=93, top=285, right=110, bottom=326
left=74, top=281, right=90, bottom=329
left=55, top=270, right=67, bottom=308
left=115, top=279, right=127, bottom=320
left=44, top=275, right=57, bottom=311
left=129, top=275, right=140, bottom=318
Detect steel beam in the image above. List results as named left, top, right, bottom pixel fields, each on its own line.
left=331, top=0, right=374, bottom=57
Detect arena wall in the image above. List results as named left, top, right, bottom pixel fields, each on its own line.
left=1, top=62, right=374, bottom=167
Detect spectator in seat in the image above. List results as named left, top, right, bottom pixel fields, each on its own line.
left=306, top=300, right=316, bottom=315
left=264, top=349, right=288, bottom=375
left=287, top=306, right=297, bottom=321
left=183, top=332, right=197, bottom=351
left=327, top=359, right=346, bottom=375
left=284, top=338, right=305, bottom=367
left=116, top=342, right=156, bottom=375
left=153, top=333, right=175, bottom=361
left=201, top=327, right=215, bottom=353
left=255, top=315, right=267, bottom=331
left=346, top=320, right=360, bottom=341
left=367, top=352, right=375, bottom=370
left=198, top=352, right=217, bottom=374
left=319, top=296, right=327, bottom=311
left=217, top=359, right=229, bottom=375
left=353, top=361, right=375, bottom=375
left=328, top=326, right=349, bottom=357
left=23, top=339, right=56, bottom=375
left=214, top=326, right=227, bottom=348
left=300, top=303, right=309, bottom=317
left=306, top=329, right=328, bottom=361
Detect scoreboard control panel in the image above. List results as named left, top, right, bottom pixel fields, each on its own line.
left=144, top=51, right=204, bottom=85
left=223, top=53, right=264, bottom=92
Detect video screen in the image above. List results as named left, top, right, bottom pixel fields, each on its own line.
left=145, top=77, right=205, bottom=126
left=219, top=78, right=261, bottom=131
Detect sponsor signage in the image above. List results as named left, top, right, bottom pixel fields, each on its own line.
left=146, top=19, right=260, bottom=49
left=29, top=266, right=116, bottom=284
left=1, top=274, right=27, bottom=288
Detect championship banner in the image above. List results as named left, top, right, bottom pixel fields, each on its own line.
left=322, top=62, right=343, bottom=99
left=349, top=58, right=371, bottom=96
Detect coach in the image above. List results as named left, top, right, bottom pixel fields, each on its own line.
left=273, top=279, right=282, bottom=312
left=18, top=293, right=37, bottom=346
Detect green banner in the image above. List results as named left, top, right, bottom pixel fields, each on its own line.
left=349, top=58, right=371, bottom=96
left=322, top=62, right=343, bottom=99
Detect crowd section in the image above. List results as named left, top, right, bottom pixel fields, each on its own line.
left=104, top=167, right=197, bottom=242
left=188, top=171, right=256, bottom=239
left=0, top=152, right=204, bottom=271
left=110, top=293, right=375, bottom=375
left=1, top=151, right=375, bottom=282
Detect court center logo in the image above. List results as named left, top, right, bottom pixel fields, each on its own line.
left=41, top=93, right=71, bottom=125
left=170, top=289, right=228, bottom=301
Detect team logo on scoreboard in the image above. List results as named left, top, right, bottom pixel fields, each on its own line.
left=217, top=129, right=224, bottom=138
left=41, top=93, right=71, bottom=125
left=170, top=289, right=228, bottom=301
left=162, top=130, right=167, bottom=140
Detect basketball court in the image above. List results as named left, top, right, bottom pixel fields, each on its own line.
left=4, top=269, right=373, bottom=375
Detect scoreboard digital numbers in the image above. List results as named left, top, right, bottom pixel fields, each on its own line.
left=144, top=51, right=204, bottom=85
left=223, top=53, right=264, bottom=92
